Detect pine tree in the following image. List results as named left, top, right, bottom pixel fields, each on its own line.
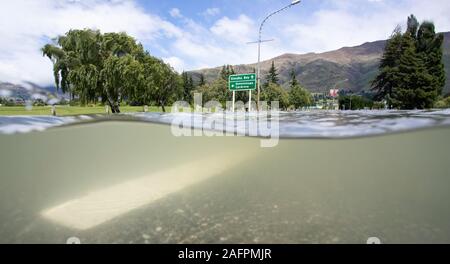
left=417, top=22, right=446, bottom=95
left=406, top=14, right=419, bottom=38
left=220, top=65, right=235, bottom=81
left=227, top=65, right=235, bottom=76
left=182, top=72, right=194, bottom=103
left=372, top=15, right=445, bottom=109
left=189, top=76, right=194, bottom=88
left=265, top=61, right=279, bottom=87
left=392, top=34, right=435, bottom=109
left=289, top=68, right=299, bottom=88
left=371, top=27, right=403, bottom=106
left=199, top=73, right=205, bottom=86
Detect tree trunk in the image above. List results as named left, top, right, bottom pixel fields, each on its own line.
left=106, top=99, right=120, bottom=114
left=111, top=103, right=121, bottom=113
left=160, top=100, right=166, bottom=112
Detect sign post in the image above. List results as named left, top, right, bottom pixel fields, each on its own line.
left=232, top=91, right=236, bottom=112
left=249, top=91, right=252, bottom=112
left=228, top=73, right=257, bottom=112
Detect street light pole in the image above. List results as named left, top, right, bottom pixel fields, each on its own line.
left=253, top=0, right=301, bottom=111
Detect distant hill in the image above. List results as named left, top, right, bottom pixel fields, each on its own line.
left=191, top=32, right=450, bottom=95
left=0, top=82, right=62, bottom=101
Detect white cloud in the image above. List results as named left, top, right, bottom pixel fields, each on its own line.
left=281, top=0, right=450, bottom=54
left=210, top=15, right=255, bottom=43
left=163, top=56, right=185, bottom=73
left=0, top=0, right=181, bottom=86
left=201, top=7, right=221, bottom=17
left=169, top=8, right=182, bottom=18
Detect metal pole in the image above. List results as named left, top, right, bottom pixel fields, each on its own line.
left=255, top=1, right=301, bottom=111
left=249, top=90, right=252, bottom=112
left=257, top=39, right=261, bottom=111
left=232, top=91, right=236, bottom=113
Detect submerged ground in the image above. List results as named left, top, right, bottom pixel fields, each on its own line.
left=0, top=121, right=449, bottom=244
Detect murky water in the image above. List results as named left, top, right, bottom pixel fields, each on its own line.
left=0, top=111, right=450, bottom=244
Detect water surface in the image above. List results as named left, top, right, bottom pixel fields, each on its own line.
left=2, top=110, right=450, bottom=137
left=0, top=121, right=449, bottom=244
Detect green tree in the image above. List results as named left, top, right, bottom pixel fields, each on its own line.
left=149, top=62, right=181, bottom=112
left=220, top=65, right=235, bottom=81
left=406, top=14, right=419, bottom=38
left=289, top=84, right=312, bottom=109
left=391, top=34, right=436, bottom=109
left=417, top=22, right=446, bottom=95
left=435, top=96, right=450, bottom=108
left=288, top=68, right=311, bottom=109
left=181, top=72, right=194, bottom=104
left=264, top=61, right=279, bottom=87
left=262, top=83, right=289, bottom=110
left=101, top=54, right=143, bottom=112
left=195, top=78, right=229, bottom=105
left=371, top=27, right=403, bottom=106
left=372, top=15, right=445, bottom=109
left=289, top=68, right=299, bottom=88
left=42, top=29, right=180, bottom=113
left=339, top=95, right=374, bottom=110
left=199, top=73, right=206, bottom=86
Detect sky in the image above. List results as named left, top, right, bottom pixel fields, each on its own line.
left=1, top=0, right=450, bottom=86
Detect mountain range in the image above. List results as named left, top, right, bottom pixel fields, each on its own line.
left=191, top=32, right=450, bottom=95
left=0, top=82, right=62, bottom=101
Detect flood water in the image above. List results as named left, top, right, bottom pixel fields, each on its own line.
left=0, top=111, right=450, bottom=244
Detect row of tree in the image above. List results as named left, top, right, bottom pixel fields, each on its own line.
left=372, top=15, right=446, bottom=109
left=43, top=29, right=181, bottom=113
left=193, top=62, right=313, bottom=110
left=42, top=29, right=312, bottom=112
left=45, top=15, right=444, bottom=112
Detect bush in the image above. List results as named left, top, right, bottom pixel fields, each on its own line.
left=289, top=84, right=312, bottom=109
left=33, top=99, right=46, bottom=106
left=339, top=95, right=374, bottom=110
left=4, top=99, right=16, bottom=106
left=69, top=99, right=80, bottom=106
left=372, top=101, right=386, bottom=110
left=434, top=97, right=450, bottom=109
left=194, top=79, right=230, bottom=106
left=261, top=83, right=290, bottom=110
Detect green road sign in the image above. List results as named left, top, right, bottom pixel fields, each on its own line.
left=229, top=73, right=257, bottom=91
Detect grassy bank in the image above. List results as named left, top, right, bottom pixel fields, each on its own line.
left=0, top=105, right=164, bottom=116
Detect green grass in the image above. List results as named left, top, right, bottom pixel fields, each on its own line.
left=0, top=105, right=164, bottom=116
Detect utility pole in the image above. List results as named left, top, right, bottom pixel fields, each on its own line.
left=247, top=0, right=302, bottom=111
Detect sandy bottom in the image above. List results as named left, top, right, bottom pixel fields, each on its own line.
left=0, top=122, right=450, bottom=244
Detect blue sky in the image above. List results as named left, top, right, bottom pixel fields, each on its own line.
left=1, top=0, right=450, bottom=86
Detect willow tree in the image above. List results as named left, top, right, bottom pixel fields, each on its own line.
left=43, top=29, right=103, bottom=101
left=42, top=29, right=159, bottom=113
left=151, top=62, right=182, bottom=112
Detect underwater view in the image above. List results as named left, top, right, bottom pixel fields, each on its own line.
left=1, top=111, right=450, bottom=244
left=2, top=0, right=450, bottom=255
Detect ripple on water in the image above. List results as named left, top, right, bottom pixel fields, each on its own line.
left=1, top=110, right=450, bottom=138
